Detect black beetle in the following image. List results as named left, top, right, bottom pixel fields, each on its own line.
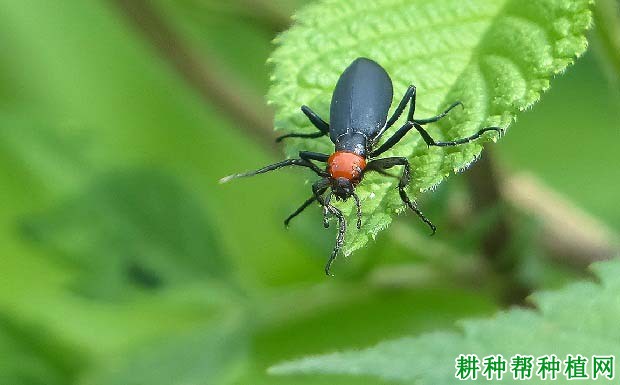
left=221, top=57, right=502, bottom=275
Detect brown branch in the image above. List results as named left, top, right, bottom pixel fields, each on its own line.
left=465, top=151, right=531, bottom=304
left=466, top=154, right=619, bottom=269
left=109, top=0, right=277, bottom=150
left=466, top=152, right=511, bottom=262
left=464, top=150, right=619, bottom=302
left=381, top=160, right=618, bottom=301
left=236, top=0, right=294, bottom=33
left=501, top=172, right=618, bottom=267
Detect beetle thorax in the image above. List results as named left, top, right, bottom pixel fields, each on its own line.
left=327, top=151, right=366, bottom=184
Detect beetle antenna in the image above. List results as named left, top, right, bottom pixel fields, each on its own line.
left=324, top=204, right=346, bottom=276
left=322, top=192, right=333, bottom=228
left=219, top=158, right=324, bottom=183
left=352, top=192, right=362, bottom=229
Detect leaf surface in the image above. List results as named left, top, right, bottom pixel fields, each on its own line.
left=269, top=0, right=591, bottom=255
left=20, top=168, right=229, bottom=299
left=270, top=259, right=620, bottom=384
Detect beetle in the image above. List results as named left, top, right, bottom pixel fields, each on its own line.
left=221, top=57, right=502, bottom=275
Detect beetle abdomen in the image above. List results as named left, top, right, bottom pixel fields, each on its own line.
left=329, top=58, right=393, bottom=142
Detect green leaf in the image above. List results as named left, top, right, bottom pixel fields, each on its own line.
left=0, top=321, right=74, bottom=385
left=20, top=168, right=229, bottom=299
left=269, top=258, right=620, bottom=383
left=82, top=310, right=248, bottom=385
left=268, top=0, right=592, bottom=256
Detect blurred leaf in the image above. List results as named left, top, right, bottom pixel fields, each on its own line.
left=501, top=50, right=620, bottom=231
left=153, top=0, right=277, bottom=91
left=83, top=310, right=248, bottom=385
left=269, top=259, right=619, bottom=383
left=0, top=112, right=98, bottom=197
left=0, top=318, right=76, bottom=385
left=0, top=0, right=330, bottom=284
left=20, top=168, right=228, bottom=299
left=269, top=0, right=591, bottom=256
left=592, top=0, right=620, bottom=83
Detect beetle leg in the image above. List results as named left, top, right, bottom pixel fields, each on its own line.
left=299, top=151, right=329, bottom=163
left=366, top=157, right=436, bottom=235
left=369, top=121, right=414, bottom=157
left=301, top=105, right=330, bottom=133
left=384, top=85, right=416, bottom=129
left=370, top=120, right=503, bottom=157
left=367, top=167, right=399, bottom=180
left=413, top=122, right=503, bottom=147
left=276, top=105, right=330, bottom=142
left=276, top=131, right=325, bottom=142
left=375, top=85, right=416, bottom=140
left=414, top=101, right=463, bottom=125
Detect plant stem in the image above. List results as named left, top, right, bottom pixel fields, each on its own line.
left=109, top=0, right=277, bottom=150
left=465, top=151, right=531, bottom=304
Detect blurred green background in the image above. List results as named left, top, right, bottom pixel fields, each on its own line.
left=0, top=1, right=618, bottom=384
